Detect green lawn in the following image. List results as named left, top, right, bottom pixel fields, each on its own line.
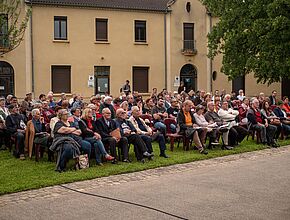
left=0, top=139, right=289, bottom=195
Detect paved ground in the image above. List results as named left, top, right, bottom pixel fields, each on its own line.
left=1, top=146, right=290, bottom=220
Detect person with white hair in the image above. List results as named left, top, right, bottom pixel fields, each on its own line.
left=99, top=96, right=115, bottom=119
left=25, top=108, right=52, bottom=160
left=237, top=89, right=245, bottom=101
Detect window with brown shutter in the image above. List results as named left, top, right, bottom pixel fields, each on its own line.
left=51, top=66, right=71, bottom=93
left=133, top=67, right=149, bottom=93
left=96, top=18, right=108, bottom=41
left=183, top=23, right=194, bottom=49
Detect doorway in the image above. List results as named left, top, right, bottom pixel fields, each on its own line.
left=232, top=75, right=245, bottom=94
left=180, top=64, right=197, bottom=93
left=0, top=61, right=14, bottom=97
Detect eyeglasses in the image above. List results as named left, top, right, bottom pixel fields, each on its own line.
left=104, top=112, right=111, bottom=115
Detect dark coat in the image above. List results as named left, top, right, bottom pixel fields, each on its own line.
left=95, top=117, right=117, bottom=139
left=177, top=109, right=197, bottom=132
left=79, top=119, right=100, bottom=138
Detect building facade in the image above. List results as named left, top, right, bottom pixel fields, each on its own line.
left=0, top=0, right=287, bottom=99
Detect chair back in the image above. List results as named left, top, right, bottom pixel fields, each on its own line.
left=164, top=118, right=177, bottom=134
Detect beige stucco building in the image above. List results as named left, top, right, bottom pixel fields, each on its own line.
left=0, top=0, right=288, bottom=99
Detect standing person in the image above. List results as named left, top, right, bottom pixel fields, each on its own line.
left=178, top=81, right=185, bottom=94
left=122, top=80, right=131, bottom=96
left=269, top=90, right=277, bottom=106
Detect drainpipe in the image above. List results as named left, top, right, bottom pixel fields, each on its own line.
left=209, top=13, right=213, bottom=92
left=29, top=1, right=34, bottom=94
left=164, top=10, right=168, bottom=90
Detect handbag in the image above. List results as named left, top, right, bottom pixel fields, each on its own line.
left=77, top=154, right=89, bottom=169
left=110, top=128, right=121, bottom=140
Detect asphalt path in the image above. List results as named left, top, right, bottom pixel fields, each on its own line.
left=1, top=148, right=290, bottom=220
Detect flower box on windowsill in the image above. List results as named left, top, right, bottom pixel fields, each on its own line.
left=181, top=48, right=197, bottom=56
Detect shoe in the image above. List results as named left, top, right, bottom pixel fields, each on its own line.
left=143, top=152, right=152, bottom=158
left=105, top=155, right=115, bottom=161
left=19, top=154, right=25, bottom=160
left=160, top=154, right=169, bottom=158
left=96, top=162, right=104, bottom=166
left=140, top=158, right=146, bottom=164
left=111, top=159, right=118, bottom=164
left=222, top=145, right=233, bottom=150
left=200, top=149, right=208, bottom=155
left=211, top=141, right=219, bottom=145
left=123, top=159, right=131, bottom=163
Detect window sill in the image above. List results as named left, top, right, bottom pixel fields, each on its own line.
left=134, top=42, right=148, bottom=45
left=138, top=93, right=151, bottom=96
left=95, top=41, right=110, bottom=44
left=53, top=93, right=72, bottom=96
left=53, top=40, right=70, bottom=43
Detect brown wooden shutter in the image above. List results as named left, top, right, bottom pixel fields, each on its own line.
left=96, top=19, right=108, bottom=41
left=51, top=66, right=71, bottom=93
left=133, top=67, right=148, bottom=93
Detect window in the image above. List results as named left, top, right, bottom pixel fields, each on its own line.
left=51, top=66, right=71, bottom=93
left=0, top=14, right=9, bottom=48
left=183, top=23, right=194, bottom=49
left=134, top=20, right=146, bottom=42
left=133, top=67, right=149, bottom=93
left=95, top=66, right=110, bottom=94
left=54, top=16, right=67, bottom=40
left=95, top=18, right=108, bottom=41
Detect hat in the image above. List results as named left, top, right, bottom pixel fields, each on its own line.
left=26, top=92, right=32, bottom=96
left=0, top=97, right=5, bottom=101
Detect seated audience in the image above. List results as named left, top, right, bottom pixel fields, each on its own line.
left=115, top=108, right=153, bottom=162
left=5, top=105, right=27, bottom=159
left=194, top=105, right=219, bottom=148
left=247, top=99, right=278, bottom=147
left=25, top=108, right=53, bottom=159
left=96, top=108, right=128, bottom=163
left=79, top=108, right=114, bottom=165
left=218, top=101, right=248, bottom=146
left=177, top=100, right=208, bottom=154
left=130, top=106, right=168, bottom=158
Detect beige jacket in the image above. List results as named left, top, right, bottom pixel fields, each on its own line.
left=129, top=116, right=152, bottom=135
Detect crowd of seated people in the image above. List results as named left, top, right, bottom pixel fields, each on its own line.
left=0, top=88, right=289, bottom=172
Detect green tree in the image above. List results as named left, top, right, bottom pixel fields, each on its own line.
left=0, top=0, right=31, bottom=55
left=201, top=0, right=290, bottom=84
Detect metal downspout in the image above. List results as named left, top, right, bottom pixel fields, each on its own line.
left=164, top=10, right=168, bottom=90
left=30, top=1, right=34, bottom=94
left=209, top=13, right=213, bottom=92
